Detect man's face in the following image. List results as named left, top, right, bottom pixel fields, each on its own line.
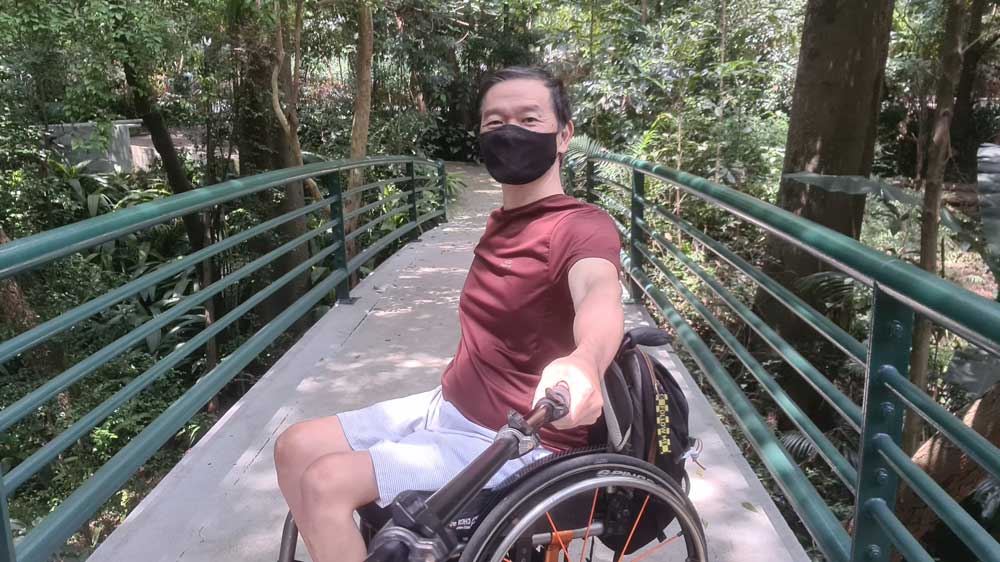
left=480, top=78, right=573, bottom=153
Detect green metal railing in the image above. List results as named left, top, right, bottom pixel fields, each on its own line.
left=574, top=151, right=1000, bottom=562
left=0, top=156, right=448, bottom=562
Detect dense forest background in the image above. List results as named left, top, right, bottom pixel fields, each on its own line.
left=2, top=0, right=1000, bottom=560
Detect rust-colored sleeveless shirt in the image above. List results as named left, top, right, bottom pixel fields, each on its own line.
left=441, top=193, right=622, bottom=451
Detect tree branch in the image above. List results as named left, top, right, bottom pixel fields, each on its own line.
left=291, top=0, right=303, bottom=105
left=271, top=0, right=291, bottom=139
left=983, top=30, right=1000, bottom=50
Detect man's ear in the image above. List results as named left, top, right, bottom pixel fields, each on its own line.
left=558, top=121, right=575, bottom=154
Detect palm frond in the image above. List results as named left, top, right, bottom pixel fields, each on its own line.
left=971, top=477, right=1000, bottom=520
left=781, top=431, right=819, bottom=462
left=795, top=271, right=859, bottom=309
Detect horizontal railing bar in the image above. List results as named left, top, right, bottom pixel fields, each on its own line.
left=346, top=218, right=421, bottom=274
left=622, top=252, right=851, bottom=562
left=0, top=194, right=339, bottom=367
left=14, top=265, right=350, bottom=562
left=342, top=176, right=410, bottom=200
left=0, top=156, right=437, bottom=280
left=415, top=186, right=443, bottom=194
left=637, top=218, right=863, bottom=431
left=345, top=205, right=410, bottom=243
left=341, top=209, right=443, bottom=279
left=635, top=241, right=858, bottom=490
left=641, top=197, right=867, bottom=365
left=591, top=154, right=1000, bottom=356
left=874, top=434, right=1000, bottom=562
left=3, top=238, right=343, bottom=494
left=0, top=218, right=340, bottom=434
left=865, top=498, right=934, bottom=562
left=416, top=209, right=445, bottom=225
left=344, top=192, right=410, bottom=221
left=880, top=365, right=1000, bottom=483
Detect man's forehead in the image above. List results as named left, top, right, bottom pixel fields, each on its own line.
left=481, top=79, right=552, bottom=113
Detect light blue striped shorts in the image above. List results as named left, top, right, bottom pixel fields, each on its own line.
left=338, top=386, right=551, bottom=507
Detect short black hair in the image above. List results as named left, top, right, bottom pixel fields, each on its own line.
left=477, top=66, right=572, bottom=128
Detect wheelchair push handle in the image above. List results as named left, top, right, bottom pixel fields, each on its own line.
left=526, top=382, right=571, bottom=429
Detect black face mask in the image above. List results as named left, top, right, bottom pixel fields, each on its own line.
left=479, top=124, right=559, bottom=185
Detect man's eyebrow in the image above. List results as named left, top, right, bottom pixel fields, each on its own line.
left=481, top=102, right=545, bottom=117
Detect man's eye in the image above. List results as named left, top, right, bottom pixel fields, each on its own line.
left=523, top=117, right=539, bottom=123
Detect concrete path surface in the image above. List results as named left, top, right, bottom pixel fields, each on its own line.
left=88, top=164, right=808, bottom=562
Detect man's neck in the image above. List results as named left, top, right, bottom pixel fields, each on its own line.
left=500, top=164, right=564, bottom=211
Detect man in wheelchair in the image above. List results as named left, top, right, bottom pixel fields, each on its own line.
left=273, top=66, right=628, bottom=562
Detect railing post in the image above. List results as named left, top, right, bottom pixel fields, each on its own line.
left=406, top=161, right=419, bottom=240
left=1, top=472, right=15, bottom=562
left=851, top=284, right=913, bottom=562
left=585, top=160, right=595, bottom=203
left=326, top=172, right=354, bottom=304
left=436, top=160, right=448, bottom=222
left=629, top=169, right=646, bottom=302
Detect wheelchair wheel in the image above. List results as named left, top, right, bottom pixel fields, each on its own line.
left=459, top=453, right=707, bottom=562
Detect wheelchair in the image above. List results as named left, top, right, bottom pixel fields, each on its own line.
left=277, top=348, right=708, bottom=562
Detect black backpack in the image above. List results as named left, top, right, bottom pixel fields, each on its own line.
left=590, top=326, right=693, bottom=554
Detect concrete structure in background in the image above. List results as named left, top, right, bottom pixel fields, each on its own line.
left=46, top=121, right=216, bottom=174
left=46, top=120, right=141, bottom=173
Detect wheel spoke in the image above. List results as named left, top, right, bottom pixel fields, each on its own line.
left=630, top=530, right=683, bottom=562
left=545, top=511, right=573, bottom=561
left=615, top=495, right=650, bottom=562
left=579, top=488, right=600, bottom=562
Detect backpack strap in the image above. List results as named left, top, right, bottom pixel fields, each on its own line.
left=616, top=327, right=673, bottom=356
left=599, top=361, right=633, bottom=452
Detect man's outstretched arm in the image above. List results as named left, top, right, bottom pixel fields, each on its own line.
left=534, top=257, right=624, bottom=429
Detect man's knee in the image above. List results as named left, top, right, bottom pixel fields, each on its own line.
left=274, top=416, right=345, bottom=470
left=299, top=452, right=378, bottom=509
left=274, top=421, right=309, bottom=470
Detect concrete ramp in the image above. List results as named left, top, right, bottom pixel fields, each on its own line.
left=88, top=164, right=808, bottom=562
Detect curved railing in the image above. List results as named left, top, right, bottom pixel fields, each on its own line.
left=571, top=151, right=1000, bottom=562
left=0, top=156, right=448, bottom=562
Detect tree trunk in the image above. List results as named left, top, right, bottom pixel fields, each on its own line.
left=896, top=384, right=1000, bottom=542
left=268, top=0, right=312, bottom=315
left=715, top=0, right=726, bottom=182
left=752, top=0, right=894, bottom=419
left=0, top=226, right=65, bottom=374
left=121, top=60, right=228, bottom=373
left=346, top=1, right=374, bottom=264
left=952, top=0, right=999, bottom=183
left=754, top=0, right=893, bottom=333
left=123, top=62, right=208, bottom=252
left=235, top=39, right=281, bottom=176
left=906, top=0, right=969, bottom=455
